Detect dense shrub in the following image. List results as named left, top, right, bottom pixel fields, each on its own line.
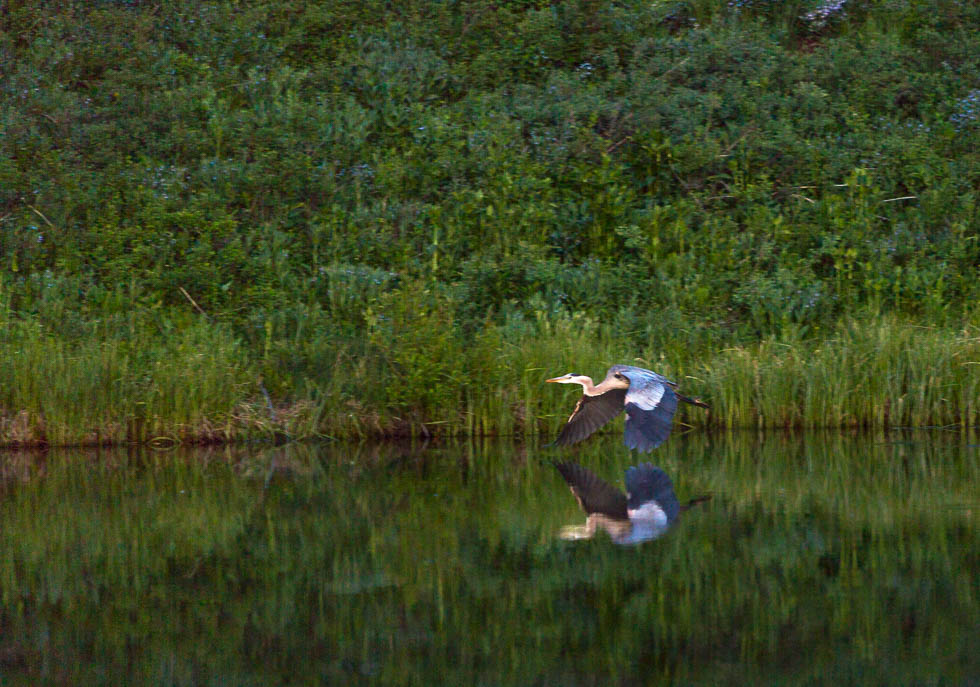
left=0, top=0, right=978, bottom=440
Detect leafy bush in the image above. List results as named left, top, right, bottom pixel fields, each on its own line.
left=0, top=0, right=978, bottom=441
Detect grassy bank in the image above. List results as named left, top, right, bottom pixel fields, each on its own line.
left=1, top=309, right=977, bottom=446
left=1, top=1, right=979, bottom=445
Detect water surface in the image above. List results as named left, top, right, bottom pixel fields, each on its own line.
left=0, top=433, right=977, bottom=685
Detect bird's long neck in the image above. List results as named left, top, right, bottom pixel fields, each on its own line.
left=576, top=376, right=599, bottom=395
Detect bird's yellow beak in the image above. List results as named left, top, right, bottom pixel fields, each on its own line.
left=545, top=376, right=563, bottom=383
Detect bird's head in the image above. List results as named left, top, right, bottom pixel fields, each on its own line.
left=546, top=373, right=595, bottom=387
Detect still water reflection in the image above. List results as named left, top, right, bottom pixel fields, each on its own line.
left=0, top=433, right=977, bottom=685
left=552, top=461, right=702, bottom=545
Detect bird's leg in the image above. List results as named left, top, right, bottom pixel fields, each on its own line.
left=676, top=392, right=710, bottom=409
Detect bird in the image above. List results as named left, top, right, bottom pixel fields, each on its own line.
left=546, top=365, right=709, bottom=452
left=552, top=461, right=709, bottom=545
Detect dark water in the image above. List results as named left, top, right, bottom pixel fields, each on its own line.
left=0, top=433, right=977, bottom=685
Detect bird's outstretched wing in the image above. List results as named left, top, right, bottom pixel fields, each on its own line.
left=553, top=462, right=628, bottom=519
left=621, top=374, right=679, bottom=452
left=624, top=463, right=680, bottom=523
left=553, top=388, right=627, bottom=447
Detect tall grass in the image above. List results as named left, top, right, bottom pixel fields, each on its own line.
left=0, top=317, right=273, bottom=446
left=0, top=308, right=976, bottom=446
left=699, top=319, right=980, bottom=430
left=288, top=310, right=980, bottom=442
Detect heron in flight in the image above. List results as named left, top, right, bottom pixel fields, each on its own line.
left=547, top=365, right=708, bottom=452
left=553, top=461, right=709, bottom=545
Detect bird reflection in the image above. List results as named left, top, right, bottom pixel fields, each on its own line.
left=553, top=461, right=709, bottom=545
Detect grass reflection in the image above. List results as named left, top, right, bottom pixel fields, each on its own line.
left=0, top=434, right=976, bottom=684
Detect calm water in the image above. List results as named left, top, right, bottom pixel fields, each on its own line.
left=0, top=433, right=977, bottom=685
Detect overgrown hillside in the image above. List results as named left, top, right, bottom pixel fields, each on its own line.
left=1, top=0, right=978, bottom=444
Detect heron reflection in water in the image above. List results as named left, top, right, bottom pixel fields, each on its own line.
left=547, top=365, right=709, bottom=452
left=553, top=462, right=709, bottom=545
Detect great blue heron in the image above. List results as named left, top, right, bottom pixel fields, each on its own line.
left=553, top=461, right=709, bottom=545
left=547, top=365, right=708, bottom=452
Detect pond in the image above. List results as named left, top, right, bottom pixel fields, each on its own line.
left=0, top=433, right=977, bottom=685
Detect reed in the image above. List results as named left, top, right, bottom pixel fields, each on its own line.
left=696, top=319, right=980, bottom=431
left=0, top=317, right=264, bottom=446
left=0, top=311, right=976, bottom=446
left=427, top=314, right=980, bottom=440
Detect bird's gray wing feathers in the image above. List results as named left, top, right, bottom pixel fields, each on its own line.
left=622, top=382, right=679, bottom=452
left=554, top=388, right=627, bottom=447
left=624, top=464, right=680, bottom=523
left=553, top=462, right=629, bottom=519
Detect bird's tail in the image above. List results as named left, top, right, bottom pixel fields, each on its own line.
left=676, top=392, right=710, bottom=409
left=679, top=495, right=711, bottom=512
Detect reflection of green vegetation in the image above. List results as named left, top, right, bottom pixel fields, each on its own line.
left=0, top=436, right=975, bottom=683
left=2, top=2, right=980, bottom=444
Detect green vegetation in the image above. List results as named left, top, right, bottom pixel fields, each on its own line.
left=1, top=0, right=979, bottom=444
left=0, top=436, right=976, bottom=683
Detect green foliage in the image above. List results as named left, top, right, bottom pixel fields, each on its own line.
left=0, top=0, right=979, bottom=441
left=364, top=281, right=466, bottom=423
left=0, top=312, right=263, bottom=445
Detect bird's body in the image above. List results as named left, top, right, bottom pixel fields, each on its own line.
left=552, top=461, right=708, bottom=545
left=547, top=365, right=708, bottom=452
